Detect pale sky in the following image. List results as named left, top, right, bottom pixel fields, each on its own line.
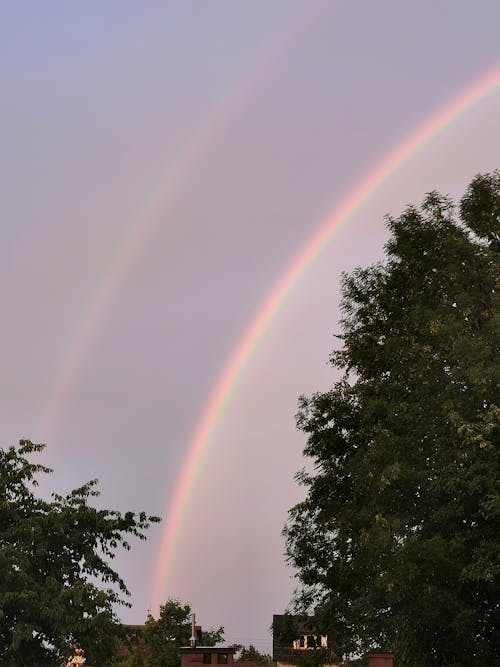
left=1, top=0, right=500, bottom=653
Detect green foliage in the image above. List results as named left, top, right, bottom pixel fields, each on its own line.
left=113, top=598, right=224, bottom=667
left=288, top=648, right=338, bottom=667
left=0, top=439, right=160, bottom=666
left=232, top=644, right=272, bottom=663
left=272, top=614, right=340, bottom=666
left=284, top=173, right=500, bottom=666
left=142, top=599, right=193, bottom=667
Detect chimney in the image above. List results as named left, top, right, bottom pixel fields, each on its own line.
left=190, top=614, right=196, bottom=648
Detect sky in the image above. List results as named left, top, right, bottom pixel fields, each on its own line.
left=1, top=0, right=500, bottom=653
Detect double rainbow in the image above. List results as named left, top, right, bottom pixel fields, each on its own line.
left=148, top=65, right=500, bottom=611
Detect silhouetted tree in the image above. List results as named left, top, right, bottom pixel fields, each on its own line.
left=0, top=439, right=160, bottom=666
left=115, top=598, right=225, bottom=667
left=285, top=173, right=500, bottom=666
left=232, top=644, right=272, bottom=664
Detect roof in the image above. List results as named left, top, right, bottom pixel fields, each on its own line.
left=180, top=647, right=237, bottom=654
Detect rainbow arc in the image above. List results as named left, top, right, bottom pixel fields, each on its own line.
left=148, top=65, right=500, bottom=611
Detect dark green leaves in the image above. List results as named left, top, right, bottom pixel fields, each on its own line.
left=285, top=173, right=500, bottom=666
left=0, top=440, right=160, bottom=666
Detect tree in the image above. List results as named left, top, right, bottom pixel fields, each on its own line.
left=114, top=598, right=224, bottom=667
left=0, top=439, right=160, bottom=666
left=271, top=614, right=340, bottom=667
left=284, top=173, right=500, bottom=666
left=232, top=644, right=272, bottom=664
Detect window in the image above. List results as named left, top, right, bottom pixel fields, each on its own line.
left=203, top=654, right=212, bottom=664
left=217, top=654, right=228, bottom=664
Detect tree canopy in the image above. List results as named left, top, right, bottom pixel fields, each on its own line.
left=0, top=439, right=160, bottom=666
left=113, top=598, right=224, bottom=667
left=284, top=172, right=500, bottom=666
left=232, top=643, right=272, bottom=664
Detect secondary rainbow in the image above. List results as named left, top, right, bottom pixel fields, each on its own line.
left=148, top=64, right=500, bottom=611
left=38, top=2, right=325, bottom=442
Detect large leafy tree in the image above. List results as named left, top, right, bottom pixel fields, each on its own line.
left=113, top=598, right=224, bottom=667
left=0, top=439, right=160, bottom=666
left=284, top=173, right=500, bottom=666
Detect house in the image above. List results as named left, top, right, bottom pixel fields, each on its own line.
left=272, top=614, right=332, bottom=666
left=180, top=645, right=237, bottom=667
left=272, top=615, right=394, bottom=667
left=180, top=616, right=236, bottom=667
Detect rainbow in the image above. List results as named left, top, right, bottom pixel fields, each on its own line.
left=148, top=64, right=500, bottom=611
left=38, top=1, right=327, bottom=442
